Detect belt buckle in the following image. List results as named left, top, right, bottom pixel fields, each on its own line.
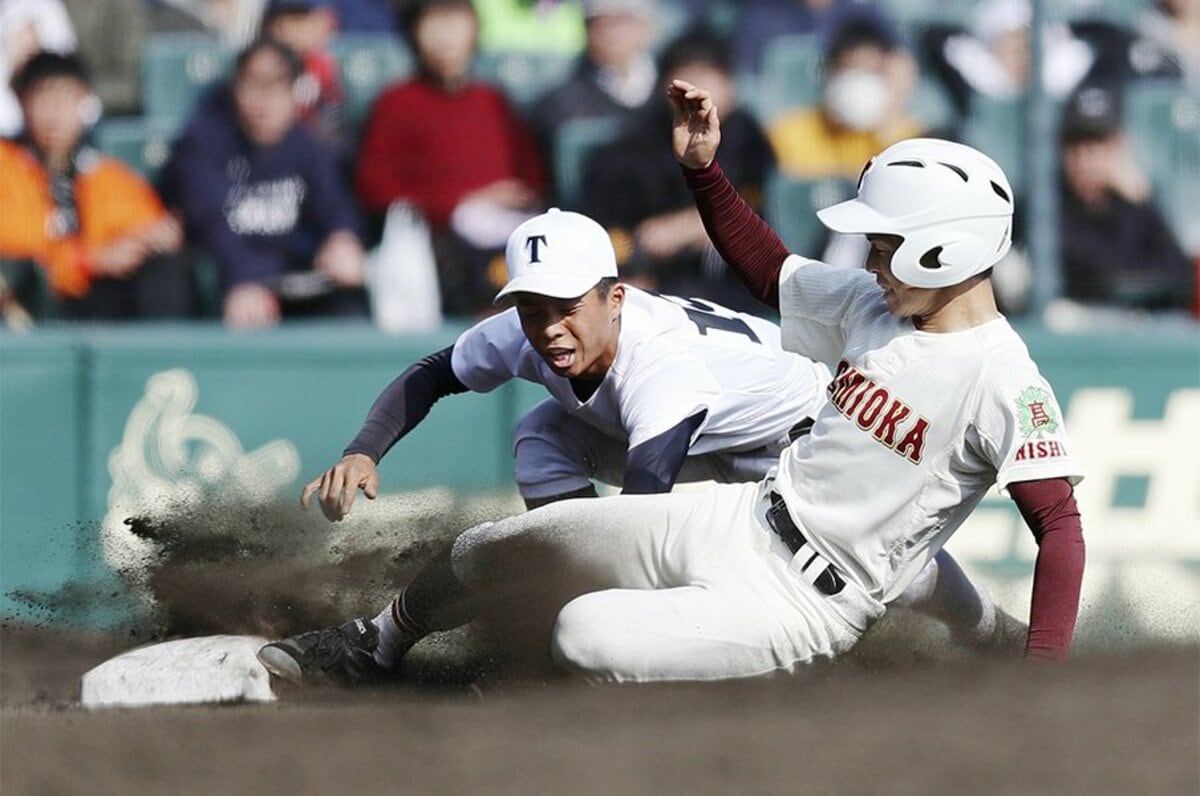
left=768, top=492, right=845, bottom=597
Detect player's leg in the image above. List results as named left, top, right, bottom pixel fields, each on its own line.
left=258, top=487, right=722, bottom=683
left=890, top=549, right=1027, bottom=653
left=550, top=583, right=849, bottom=683
left=512, top=399, right=626, bottom=508
left=547, top=485, right=884, bottom=682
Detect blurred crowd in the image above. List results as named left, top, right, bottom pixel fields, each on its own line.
left=1, top=0, right=1196, bottom=331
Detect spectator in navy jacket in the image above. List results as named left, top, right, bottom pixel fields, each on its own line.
left=162, top=38, right=367, bottom=329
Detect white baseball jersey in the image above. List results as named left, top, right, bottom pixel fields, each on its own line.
left=450, top=286, right=830, bottom=455
left=772, top=257, right=1084, bottom=602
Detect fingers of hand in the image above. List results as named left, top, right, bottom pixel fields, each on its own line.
left=300, top=476, right=322, bottom=509
left=317, top=468, right=346, bottom=521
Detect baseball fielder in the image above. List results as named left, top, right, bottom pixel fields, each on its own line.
left=261, top=122, right=1072, bottom=681
left=304, top=207, right=830, bottom=518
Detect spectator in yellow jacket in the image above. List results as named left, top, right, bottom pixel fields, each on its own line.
left=767, top=14, right=925, bottom=181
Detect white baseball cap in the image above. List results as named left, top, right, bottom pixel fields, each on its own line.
left=494, top=208, right=618, bottom=303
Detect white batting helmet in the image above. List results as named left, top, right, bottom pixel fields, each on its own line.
left=817, top=138, right=1015, bottom=289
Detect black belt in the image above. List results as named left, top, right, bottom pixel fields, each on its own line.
left=787, top=417, right=815, bottom=442
left=765, top=491, right=845, bottom=596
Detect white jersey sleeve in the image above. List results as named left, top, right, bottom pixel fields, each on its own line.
left=616, top=351, right=718, bottom=450
left=449, top=309, right=533, bottom=393
left=778, top=255, right=881, bottom=367
left=971, top=357, right=1084, bottom=494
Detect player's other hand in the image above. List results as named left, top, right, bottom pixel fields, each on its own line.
left=667, top=79, right=721, bottom=171
left=300, top=452, right=380, bottom=522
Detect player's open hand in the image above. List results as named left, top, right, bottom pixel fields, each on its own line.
left=300, top=452, right=380, bottom=522
left=667, top=79, right=721, bottom=171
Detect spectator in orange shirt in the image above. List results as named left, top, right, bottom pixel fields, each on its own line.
left=0, top=51, right=194, bottom=320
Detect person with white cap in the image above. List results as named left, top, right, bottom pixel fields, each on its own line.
left=298, top=206, right=829, bottom=521
left=260, top=200, right=1021, bottom=684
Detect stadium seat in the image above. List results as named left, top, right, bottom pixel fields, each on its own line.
left=472, top=50, right=577, bottom=109
left=140, top=34, right=233, bottom=123
left=329, top=34, right=413, bottom=131
left=1125, top=83, right=1200, bottom=253
left=91, top=115, right=181, bottom=180
left=553, top=116, right=624, bottom=209
left=961, top=95, right=1025, bottom=194
left=742, top=34, right=823, bottom=124
left=765, top=172, right=854, bottom=256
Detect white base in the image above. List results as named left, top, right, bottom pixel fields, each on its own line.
left=79, top=635, right=276, bottom=708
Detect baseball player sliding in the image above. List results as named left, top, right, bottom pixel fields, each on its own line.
left=260, top=96, right=1079, bottom=681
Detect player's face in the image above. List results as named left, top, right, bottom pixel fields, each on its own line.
left=515, top=284, right=624, bottom=380
left=864, top=234, right=941, bottom=320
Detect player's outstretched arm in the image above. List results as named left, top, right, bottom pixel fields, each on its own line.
left=343, top=345, right=470, bottom=463
left=669, top=81, right=790, bottom=310
left=300, top=452, right=379, bottom=522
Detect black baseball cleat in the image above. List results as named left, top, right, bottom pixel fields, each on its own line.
left=257, top=618, right=394, bottom=685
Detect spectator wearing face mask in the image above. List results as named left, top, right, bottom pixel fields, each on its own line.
left=766, top=15, right=925, bottom=181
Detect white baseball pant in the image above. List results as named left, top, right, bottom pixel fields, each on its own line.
left=449, top=480, right=885, bottom=683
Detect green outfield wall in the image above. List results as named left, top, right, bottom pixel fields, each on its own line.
left=1, top=322, right=1198, bottom=639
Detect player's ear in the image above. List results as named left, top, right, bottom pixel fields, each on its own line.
left=608, top=283, right=625, bottom=313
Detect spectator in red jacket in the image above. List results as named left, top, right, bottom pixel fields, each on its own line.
left=353, top=0, right=546, bottom=317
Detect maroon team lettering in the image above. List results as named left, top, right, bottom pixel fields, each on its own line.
left=828, top=361, right=928, bottom=464
left=1014, top=440, right=1067, bottom=460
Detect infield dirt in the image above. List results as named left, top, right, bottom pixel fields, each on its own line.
left=2, top=497, right=1197, bottom=794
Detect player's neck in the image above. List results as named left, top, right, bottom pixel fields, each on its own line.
left=912, top=279, right=1001, bottom=332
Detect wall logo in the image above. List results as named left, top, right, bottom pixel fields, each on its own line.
left=102, top=369, right=300, bottom=590
left=1015, top=386, right=1060, bottom=438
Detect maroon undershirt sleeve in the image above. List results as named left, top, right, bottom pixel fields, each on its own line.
left=682, top=161, right=790, bottom=311
left=1008, top=478, right=1086, bottom=661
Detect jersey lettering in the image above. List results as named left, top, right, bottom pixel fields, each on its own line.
left=828, top=361, right=928, bottom=464
left=664, top=296, right=761, bottom=344
left=1014, top=440, right=1067, bottom=461
left=872, top=399, right=912, bottom=446
left=525, top=234, right=548, bottom=262
left=855, top=388, right=888, bottom=429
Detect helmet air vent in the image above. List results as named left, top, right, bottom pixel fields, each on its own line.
left=938, top=162, right=968, bottom=182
